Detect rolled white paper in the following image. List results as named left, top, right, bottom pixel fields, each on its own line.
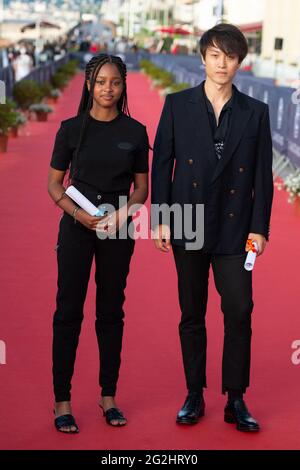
left=244, top=241, right=258, bottom=271
left=65, top=185, right=104, bottom=216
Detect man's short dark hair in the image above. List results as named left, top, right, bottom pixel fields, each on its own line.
left=200, top=23, right=248, bottom=64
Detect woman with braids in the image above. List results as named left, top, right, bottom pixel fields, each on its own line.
left=48, top=54, right=149, bottom=432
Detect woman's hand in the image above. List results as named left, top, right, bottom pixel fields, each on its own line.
left=76, top=209, right=105, bottom=231
left=96, top=206, right=129, bottom=236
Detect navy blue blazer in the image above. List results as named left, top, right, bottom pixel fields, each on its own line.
left=151, top=82, right=274, bottom=253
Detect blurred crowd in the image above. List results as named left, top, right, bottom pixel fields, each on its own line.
left=1, top=39, right=68, bottom=81
left=76, top=35, right=139, bottom=55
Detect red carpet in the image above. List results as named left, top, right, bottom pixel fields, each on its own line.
left=0, top=72, right=300, bottom=450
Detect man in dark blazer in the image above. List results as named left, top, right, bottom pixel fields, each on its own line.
left=151, top=23, right=273, bottom=432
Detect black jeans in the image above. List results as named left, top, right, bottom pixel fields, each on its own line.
left=52, top=187, right=135, bottom=402
left=172, top=245, right=253, bottom=394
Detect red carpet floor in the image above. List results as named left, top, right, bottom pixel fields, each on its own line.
left=0, top=72, right=300, bottom=450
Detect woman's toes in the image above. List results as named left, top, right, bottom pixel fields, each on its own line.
left=117, top=419, right=127, bottom=426
left=59, top=425, right=76, bottom=432
left=111, top=419, right=124, bottom=426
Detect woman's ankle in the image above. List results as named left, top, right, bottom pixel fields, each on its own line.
left=54, top=401, right=72, bottom=415
left=100, top=396, right=116, bottom=409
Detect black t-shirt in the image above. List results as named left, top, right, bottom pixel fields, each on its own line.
left=50, top=112, right=149, bottom=192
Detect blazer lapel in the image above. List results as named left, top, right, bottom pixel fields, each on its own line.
left=211, top=87, right=253, bottom=183
left=186, top=83, right=217, bottom=170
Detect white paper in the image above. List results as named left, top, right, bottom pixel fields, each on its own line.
left=244, top=241, right=258, bottom=271
left=65, top=185, right=103, bottom=216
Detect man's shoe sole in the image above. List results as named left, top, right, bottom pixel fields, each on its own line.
left=176, top=411, right=204, bottom=425
left=224, top=413, right=260, bottom=432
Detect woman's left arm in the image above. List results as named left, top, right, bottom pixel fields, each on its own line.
left=127, top=172, right=149, bottom=214
left=114, top=173, right=149, bottom=232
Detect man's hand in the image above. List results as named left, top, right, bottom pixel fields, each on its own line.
left=153, top=224, right=171, bottom=253
left=246, top=233, right=267, bottom=256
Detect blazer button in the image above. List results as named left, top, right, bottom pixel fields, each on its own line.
left=239, top=167, right=245, bottom=173
left=230, top=189, right=236, bottom=194
left=97, top=194, right=102, bottom=200
left=188, top=158, right=193, bottom=165
left=228, top=212, right=235, bottom=218
left=192, top=182, right=198, bottom=188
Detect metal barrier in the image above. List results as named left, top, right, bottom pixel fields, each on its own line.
left=0, top=54, right=71, bottom=99
left=23, top=55, right=70, bottom=85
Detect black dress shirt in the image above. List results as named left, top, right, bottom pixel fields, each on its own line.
left=203, top=82, right=235, bottom=161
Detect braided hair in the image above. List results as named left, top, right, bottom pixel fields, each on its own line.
left=70, top=53, right=130, bottom=182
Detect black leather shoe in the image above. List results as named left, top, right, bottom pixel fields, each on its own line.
left=176, top=392, right=205, bottom=425
left=224, top=399, right=260, bottom=432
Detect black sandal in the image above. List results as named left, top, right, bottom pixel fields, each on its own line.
left=99, top=404, right=127, bottom=426
left=54, top=412, right=79, bottom=434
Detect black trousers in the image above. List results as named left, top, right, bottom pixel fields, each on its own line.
left=52, top=210, right=135, bottom=402
left=172, top=245, right=253, bottom=394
